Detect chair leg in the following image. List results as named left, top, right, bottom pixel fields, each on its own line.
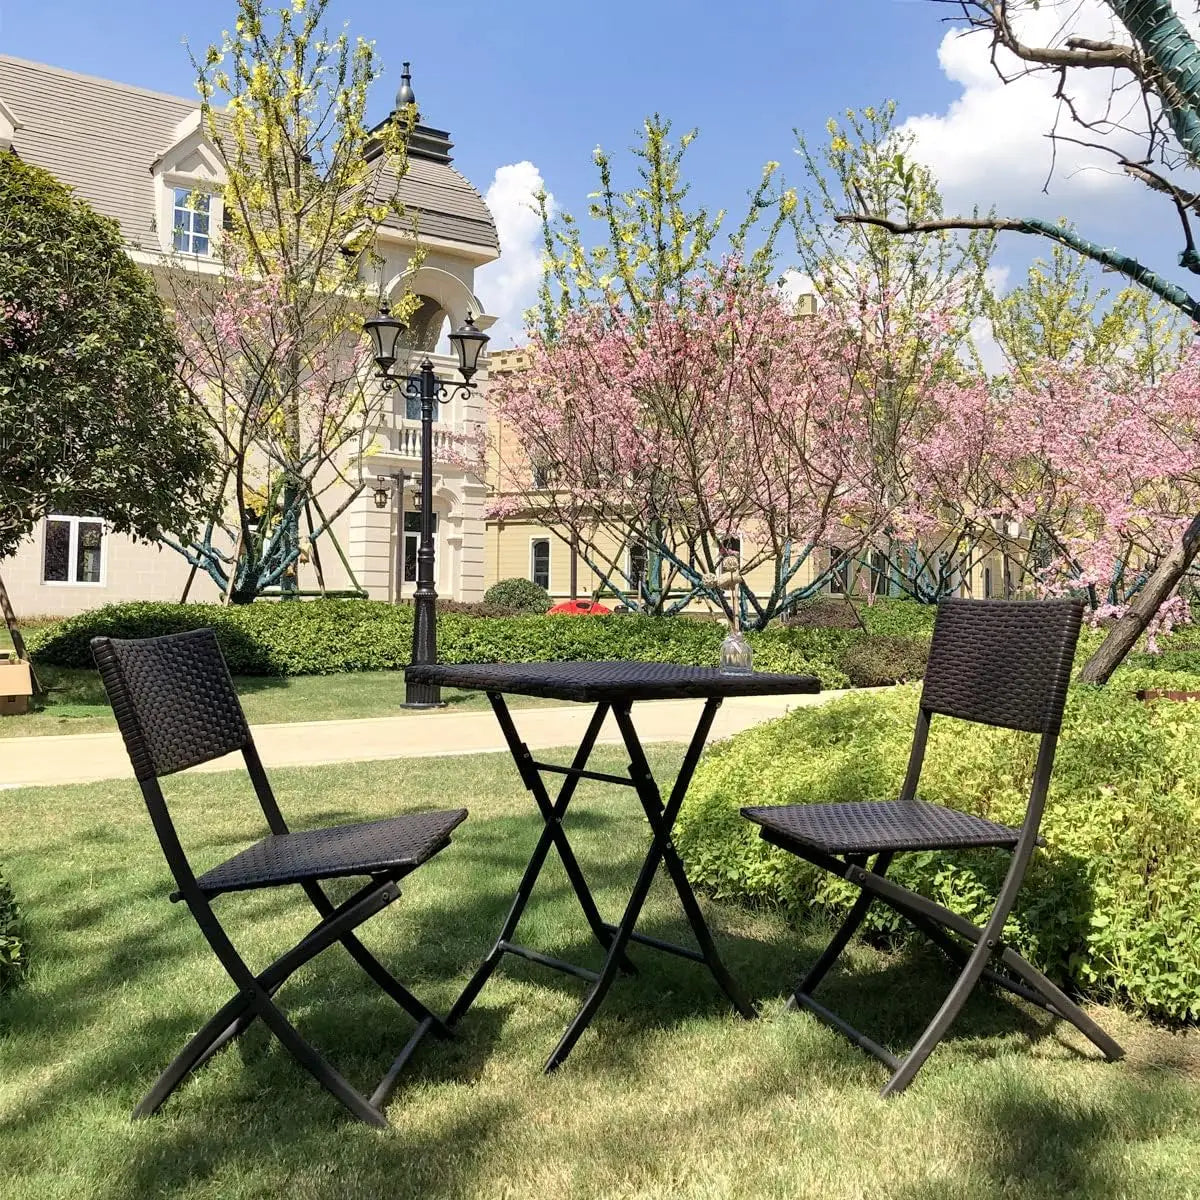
left=134, top=989, right=255, bottom=1119
left=788, top=852, right=892, bottom=1010
left=302, top=880, right=452, bottom=1038
left=252, top=993, right=389, bottom=1128
left=994, top=944, right=1124, bottom=1061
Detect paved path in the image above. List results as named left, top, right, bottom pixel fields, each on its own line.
left=0, top=691, right=847, bottom=790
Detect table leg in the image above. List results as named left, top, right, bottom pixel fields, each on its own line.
left=544, top=698, right=753, bottom=1072
left=448, top=698, right=631, bottom=1027
left=614, top=704, right=756, bottom=1021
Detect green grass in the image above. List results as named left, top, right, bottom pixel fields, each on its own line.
left=0, top=667, right=553, bottom=737
left=1, top=750, right=1197, bottom=1199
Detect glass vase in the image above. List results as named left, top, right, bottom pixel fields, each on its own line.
left=719, top=629, right=753, bottom=675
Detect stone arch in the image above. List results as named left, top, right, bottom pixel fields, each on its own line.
left=382, top=265, right=488, bottom=341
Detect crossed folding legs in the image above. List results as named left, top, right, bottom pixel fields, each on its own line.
left=142, top=830, right=451, bottom=1129
left=449, top=694, right=754, bottom=1070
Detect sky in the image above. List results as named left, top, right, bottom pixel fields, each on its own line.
left=0, top=0, right=1189, bottom=349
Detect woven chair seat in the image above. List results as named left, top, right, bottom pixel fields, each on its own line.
left=195, top=809, right=468, bottom=897
left=741, top=800, right=1021, bottom=855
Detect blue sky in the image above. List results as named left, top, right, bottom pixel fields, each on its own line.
left=0, top=0, right=1187, bottom=346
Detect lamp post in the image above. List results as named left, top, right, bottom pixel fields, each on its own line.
left=362, top=302, right=489, bottom=707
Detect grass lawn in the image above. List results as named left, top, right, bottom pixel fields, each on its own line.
left=2, top=748, right=1198, bottom=1199
left=0, top=666, right=554, bottom=737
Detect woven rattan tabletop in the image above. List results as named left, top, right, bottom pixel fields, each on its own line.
left=404, top=660, right=821, bottom=703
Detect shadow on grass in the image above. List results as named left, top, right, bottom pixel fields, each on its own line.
left=0, top=751, right=1191, bottom=1200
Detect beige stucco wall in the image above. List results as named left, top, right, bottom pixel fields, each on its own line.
left=2, top=526, right=221, bottom=619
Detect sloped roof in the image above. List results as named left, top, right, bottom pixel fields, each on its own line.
left=370, top=154, right=499, bottom=252
left=0, top=55, right=197, bottom=248
left=0, top=55, right=499, bottom=257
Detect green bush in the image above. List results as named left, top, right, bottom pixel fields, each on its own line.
left=25, top=600, right=853, bottom=685
left=676, top=672, right=1200, bottom=1022
left=854, top=598, right=938, bottom=638
left=838, top=635, right=929, bottom=687
left=483, top=578, right=552, bottom=614
left=0, top=870, right=26, bottom=994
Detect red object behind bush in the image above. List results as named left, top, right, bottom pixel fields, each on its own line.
left=547, top=599, right=612, bottom=616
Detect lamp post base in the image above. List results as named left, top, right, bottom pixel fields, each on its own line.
left=403, top=678, right=446, bottom=709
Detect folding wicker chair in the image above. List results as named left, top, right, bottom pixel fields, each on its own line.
left=742, top=597, right=1124, bottom=1095
left=92, top=628, right=467, bottom=1128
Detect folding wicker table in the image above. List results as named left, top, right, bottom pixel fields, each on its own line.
left=404, top=660, right=821, bottom=1071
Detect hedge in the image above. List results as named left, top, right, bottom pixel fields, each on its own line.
left=675, top=668, right=1200, bottom=1022
left=27, top=600, right=877, bottom=685
left=0, top=870, right=25, bottom=995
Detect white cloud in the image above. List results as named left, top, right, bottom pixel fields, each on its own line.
left=474, top=161, right=552, bottom=350
left=899, top=1, right=1149, bottom=219
left=779, top=268, right=816, bottom=305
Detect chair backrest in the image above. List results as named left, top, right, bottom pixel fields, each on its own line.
left=92, top=629, right=252, bottom=781
left=919, top=597, right=1084, bottom=735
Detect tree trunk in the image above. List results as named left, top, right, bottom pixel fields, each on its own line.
left=1078, top=511, right=1200, bottom=684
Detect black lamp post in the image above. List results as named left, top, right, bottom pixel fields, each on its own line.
left=363, top=304, right=489, bottom=707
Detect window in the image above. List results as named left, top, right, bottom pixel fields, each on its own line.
left=983, top=565, right=993, bottom=599
left=43, top=516, right=105, bottom=584
left=628, top=542, right=648, bottom=590
left=172, top=188, right=211, bottom=255
left=531, top=462, right=553, bottom=490
left=869, top=549, right=889, bottom=598
left=718, top=535, right=742, bottom=567
left=828, top=548, right=850, bottom=595
left=405, top=383, right=440, bottom=422
left=530, top=538, right=551, bottom=590
left=402, top=510, right=437, bottom=583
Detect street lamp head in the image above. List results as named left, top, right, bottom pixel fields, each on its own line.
left=373, top=478, right=390, bottom=509
left=363, top=301, right=408, bottom=375
left=449, top=312, right=489, bottom=384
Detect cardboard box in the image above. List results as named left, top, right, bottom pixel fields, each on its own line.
left=0, top=659, right=33, bottom=716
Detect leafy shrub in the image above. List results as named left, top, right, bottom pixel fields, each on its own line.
left=483, top=578, right=552, bottom=614
left=854, top=598, right=938, bottom=638
left=676, top=672, right=1200, bottom=1022
left=0, top=870, right=26, bottom=994
left=838, top=635, right=929, bottom=687
left=779, top=599, right=864, bottom=629
left=26, top=600, right=852, bottom=684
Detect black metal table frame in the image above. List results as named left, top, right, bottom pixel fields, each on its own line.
left=447, top=692, right=755, bottom=1071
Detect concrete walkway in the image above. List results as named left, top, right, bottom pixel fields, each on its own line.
left=0, top=691, right=845, bottom=790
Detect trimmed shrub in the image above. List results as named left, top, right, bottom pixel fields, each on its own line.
left=780, top=598, right=864, bottom=629
left=676, top=672, right=1200, bottom=1022
left=0, top=870, right=25, bottom=994
left=25, top=600, right=853, bottom=685
left=483, top=578, right=552, bottom=614
left=838, top=635, right=929, bottom=687
left=854, top=598, right=938, bottom=638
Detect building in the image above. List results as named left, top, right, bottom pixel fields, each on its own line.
left=0, top=55, right=499, bottom=617
left=483, top=348, right=1027, bottom=611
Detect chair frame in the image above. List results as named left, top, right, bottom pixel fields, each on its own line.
left=751, top=599, right=1124, bottom=1095
left=93, top=632, right=453, bottom=1128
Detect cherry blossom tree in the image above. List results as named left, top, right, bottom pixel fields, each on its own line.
left=491, top=264, right=933, bottom=628
left=843, top=0, right=1200, bottom=680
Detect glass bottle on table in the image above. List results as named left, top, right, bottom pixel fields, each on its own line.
left=719, top=617, right=753, bottom=675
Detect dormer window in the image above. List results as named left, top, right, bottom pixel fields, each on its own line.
left=173, top=188, right=211, bottom=255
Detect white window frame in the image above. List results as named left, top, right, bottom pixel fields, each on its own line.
left=172, top=187, right=212, bottom=256
left=42, top=515, right=107, bottom=587
left=530, top=536, right=551, bottom=592
left=402, top=510, right=437, bottom=585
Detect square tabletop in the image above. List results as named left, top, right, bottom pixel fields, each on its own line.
left=404, top=660, right=821, bottom=704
